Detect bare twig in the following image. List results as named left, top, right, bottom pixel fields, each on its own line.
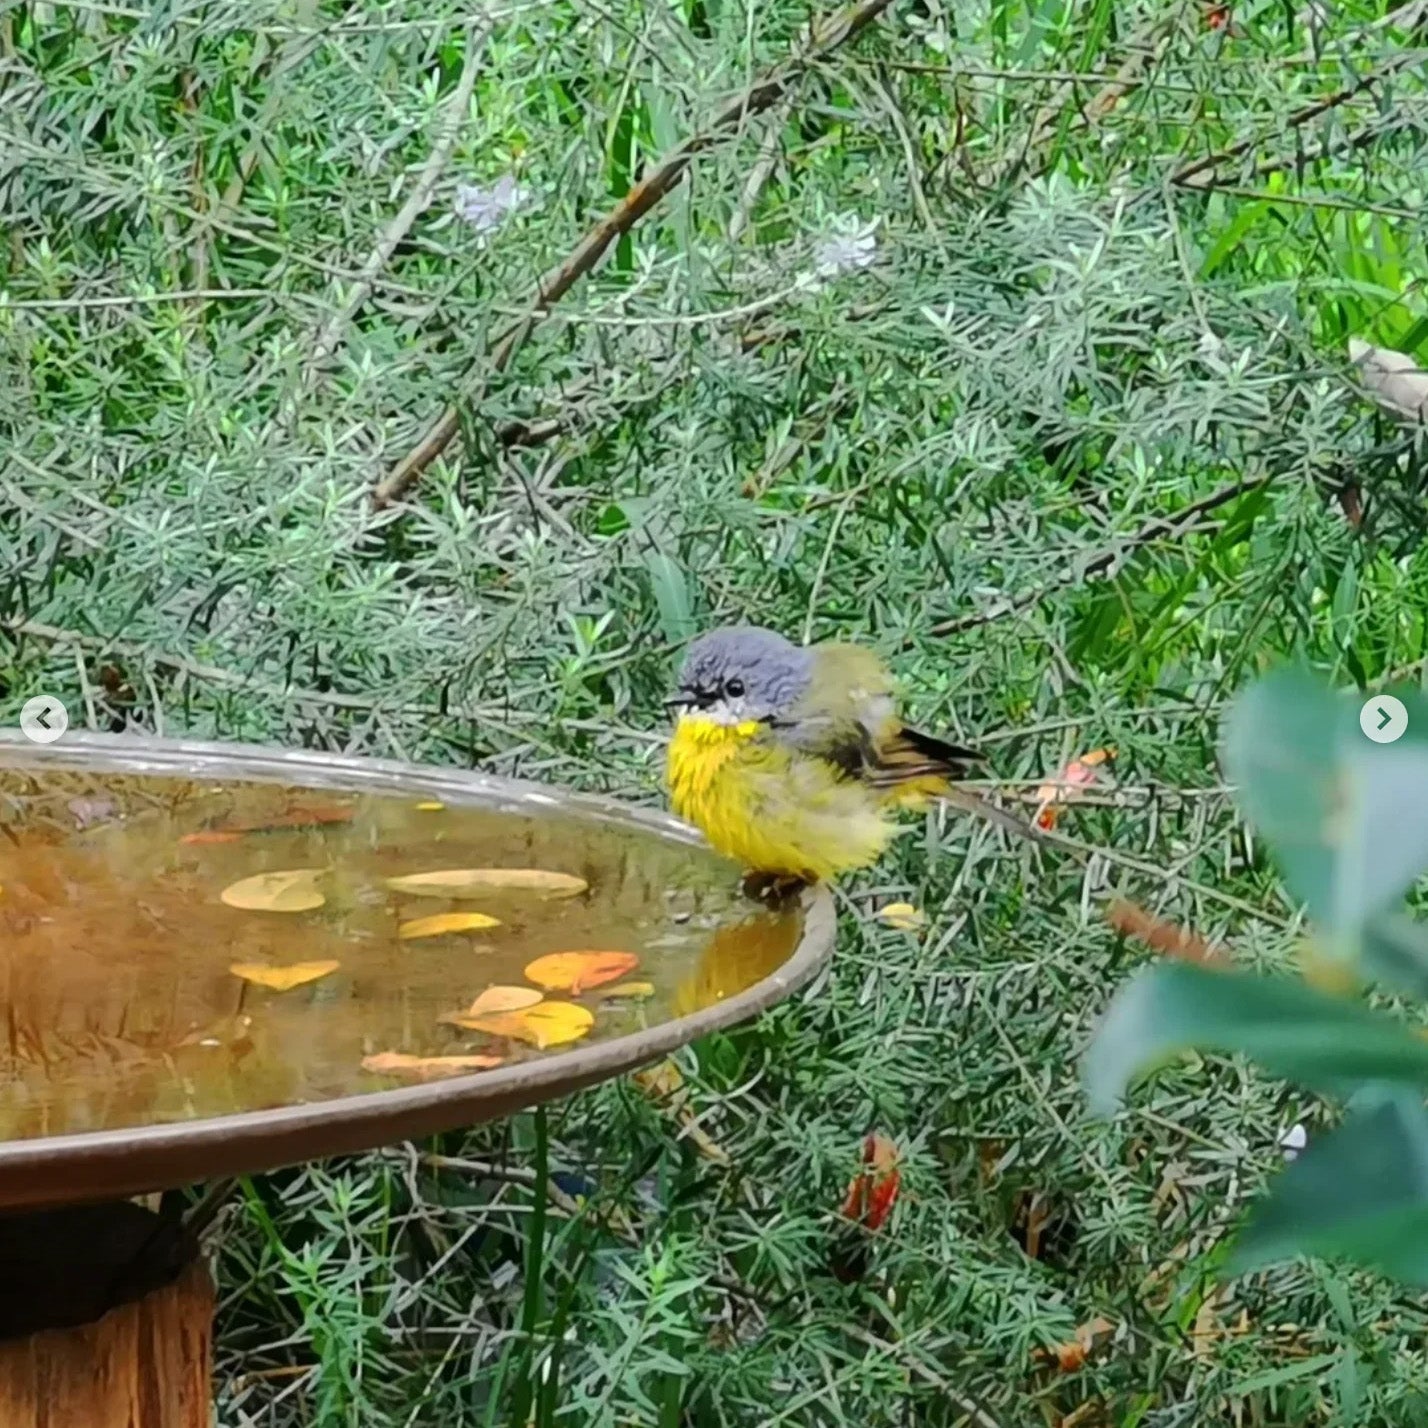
left=372, top=0, right=899, bottom=509
left=927, top=476, right=1270, bottom=637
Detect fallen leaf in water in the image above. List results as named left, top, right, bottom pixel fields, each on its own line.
left=501, top=1001, right=594, bottom=1048
left=385, top=868, right=588, bottom=899
left=524, top=950, right=639, bottom=994
left=601, top=980, right=655, bottom=999
left=230, top=959, right=340, bottom=991
left=877, top=902, right=925, bottom=931
left=398, top=911, right=502, bottom=940
left=185, top=806, right=355, bottom=842
left=362, top=1051, right=503, bottom=1079
left=219, top=869, right=326, bottom=912
left=455, top=1001, right=594, bottom=1048
left=248, top=805, right=355, bottom=831
left=414, top=800, right=445, bottom=811
left=1034, top=747, right=1114, bottom=829
left=461, top=985, right=545, bottom=1017
left=68, top=797, right=117, bottom=830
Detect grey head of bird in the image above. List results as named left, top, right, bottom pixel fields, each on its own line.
left=666, top=625, right=814, bottom=727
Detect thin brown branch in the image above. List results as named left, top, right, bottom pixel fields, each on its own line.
left=372, top=0, right=899, bottom=510
left=928, top=476, right=1270, bottom=637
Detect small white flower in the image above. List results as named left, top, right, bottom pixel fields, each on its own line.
left=453, top=174, right=530, bottom=233
left=809, top=216, right=880, bottom=281
left=1279, top=1122, right=1308, bottom=1161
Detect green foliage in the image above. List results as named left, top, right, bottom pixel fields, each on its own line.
left=6, top=0, right=1428, bottom=1422
left=1090, top=670, right=1428, bottom=1289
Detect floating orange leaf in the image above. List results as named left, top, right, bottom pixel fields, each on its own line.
left=1034, top=747, right=1114, bottom=829
left=839, top=1132, right=901, bottom=1233
left=436, top=982, right=542, bottom=1028
left=229, top=959, right=340, bottom=991
left=877, top=902, right=925, bottom=931
left=384, top=867, right=588, bottom=899
left=601, top=980, right=655, bottom=999
left=361, top=1051, right=502, bottom=1079
left=219, top=869, right=326, bottom=912
left=455, top=1001, right=594, bottom=1049
left=179, top=829, right=244, bottom=846
left=524, top=950, right=638, bottom=994
left=397, top=911, right=502, bottom=940
left=414, top=800, right=445, bottom=811
left=468, top=985, right=545, bottom=1016
left=1105, top=898, right=1227, bottom=966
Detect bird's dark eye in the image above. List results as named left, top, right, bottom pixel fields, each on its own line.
left=725, top=678, right=745, bottom=698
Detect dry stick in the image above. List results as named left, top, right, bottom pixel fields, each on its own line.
left=927, top=475, right=1269, bottom=638
left=371, top=0, right=898, bottom=509
left=303, top=26, right=486, bottom=381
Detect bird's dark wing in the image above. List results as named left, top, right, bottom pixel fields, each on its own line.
left=861, top=724, right=981, bottom=791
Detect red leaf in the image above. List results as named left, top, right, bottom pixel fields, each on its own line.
left=839, top=1132, right=901, bottom=1231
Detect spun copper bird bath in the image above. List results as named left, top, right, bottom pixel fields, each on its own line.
left=0, top=732, right=835, bottom=1427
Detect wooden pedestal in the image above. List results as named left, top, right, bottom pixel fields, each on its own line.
left=0, top=1201, right=214, bottom=1427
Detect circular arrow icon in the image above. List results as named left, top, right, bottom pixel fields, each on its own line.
left=1360, top=694, right=1408, bottom=745
left=19, top=695, right=68, bottom=745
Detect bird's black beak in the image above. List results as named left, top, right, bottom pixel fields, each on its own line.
left=663, top=694, right=692, bottom=712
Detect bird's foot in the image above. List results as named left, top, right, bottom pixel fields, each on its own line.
left=741, top=870, right=814, bottom=906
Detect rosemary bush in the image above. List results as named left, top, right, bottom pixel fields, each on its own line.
left=5, top=0, right=1428, bottom=1421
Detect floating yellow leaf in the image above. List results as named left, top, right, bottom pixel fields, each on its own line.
left=414, top=801, right=445, bottom=811
left=462, top=985, right=545, bottom=1017
left=361, top=1051, right=503, bottom=1079
left=456, top=1001, right=594, bottom=1049
left=230, top=959, right=340, bottom=991
left=397, top=911, right=502, bottom=940
left=601, top=981, right=655, bottom=999
left=384, top=868, right=588, bottom=900
left=219, top=868, right=326, bottom=912
left=524, top=950, right=639, bottom=994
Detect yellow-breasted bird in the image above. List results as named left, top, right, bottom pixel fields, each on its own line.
left=664, top=625, right=993, bottom=888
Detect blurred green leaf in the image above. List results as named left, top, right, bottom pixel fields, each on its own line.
left=1221, top=669, right=1428, bottom=948
left=1231, top=1087, right=1428, bottom=1286
left=645, top=553, right=696, bottom=643
left=1084, top=962, right=1428, bottom=1115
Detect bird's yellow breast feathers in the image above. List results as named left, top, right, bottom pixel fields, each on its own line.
left=665, top=716, right=900, bottom=882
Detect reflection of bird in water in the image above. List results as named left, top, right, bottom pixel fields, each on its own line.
left=673, top=914, right=801, bottom=1019
left=665, top=625, right=1026, bottom=895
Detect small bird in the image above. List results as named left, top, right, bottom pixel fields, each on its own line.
left=664, top=624, right=999, bottom=892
